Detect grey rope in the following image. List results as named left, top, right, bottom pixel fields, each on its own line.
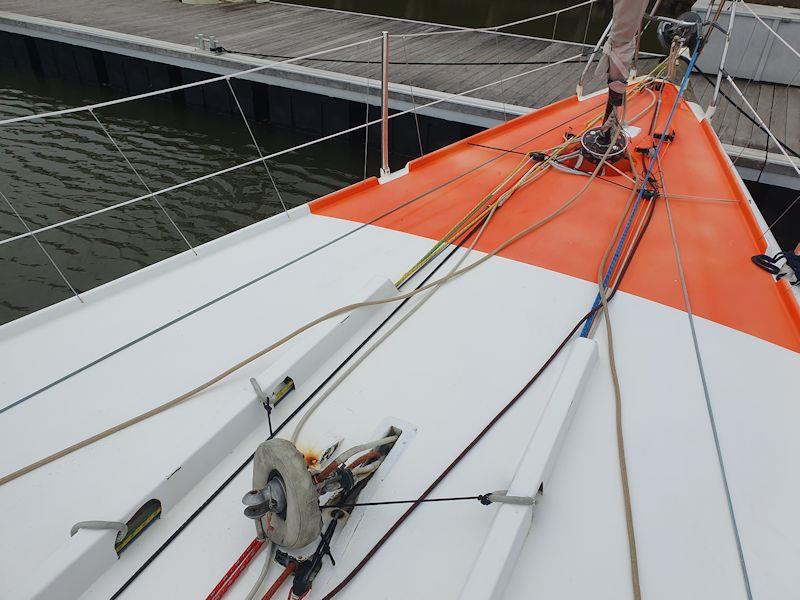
left=726, top=10, right=761, bottom=171
left=363, top=38, right=381, bottom=180
left=726, top=1, right=800, bottom=239
left=334, top=491, right=535, bottom=508
left=225, top=78, right=290, bottom=219
left=757, top=66, right=800, bottom=239
left=640, top=0, right=663, bottom=36
left=581, top=0, right=594, bottom=46
left=389, top=0, right=597, bottom=39
left=0, top=52, right=581, bottom=248
left=362, top=100, right=370, bottom=181
left=0, top=188, right=83, bottom=302
left=657, top=154, right=754, bottom=600
left=552, top=13, right=561, bottom=46
left=0, top=98, right=607, bottom=416
left=549, top=13, right=561, bottom=67
left=89, top=109, right=197, bottom=255
left=401, top=36, right=425, bottom=157
left=725, top=73, right=800, bottom=240
left=494, top=35, right=509, bottom=122
left=0, top=130, right=543, bottom=415
left=763, top=194, right=800, bottom=243
left=0, top=36, right=383, bottom=127
left=711, top=1, right=762, bottom=172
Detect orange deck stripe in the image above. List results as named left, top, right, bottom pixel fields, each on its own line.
left=311, top=86, right=800, bottom=353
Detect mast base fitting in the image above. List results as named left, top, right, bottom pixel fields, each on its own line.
left=580, top=127, right=629, bottom=164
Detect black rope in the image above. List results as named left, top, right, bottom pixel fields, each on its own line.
left=468, top=142, right=528, bottom=156
left=335, top=495, right=482, bottom=508
left=212, top=47, right=594, bottom=66
left=323, top=185, right=659, bottom=599
left=6, top=98, right=610, bottom=418
left=466, top=142, right=636, bottom=192
left=110, top=208, right=493, bottom=599
left=265, top=402, right=274, bottom=438
left=751, top=251, right=800, bottom=284
left=110, top=98, right=617, bottom=598
left=682, top=57, right=800, bottom=160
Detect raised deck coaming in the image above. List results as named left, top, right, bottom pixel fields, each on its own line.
left=1, top=85, right=799, bottom=599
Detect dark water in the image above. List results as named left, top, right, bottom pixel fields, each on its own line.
left=740, top=181, right=799, bottom=253
left=0, top=71, right=380, bottom=325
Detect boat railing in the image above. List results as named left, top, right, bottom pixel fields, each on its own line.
left=0, top=0, right=599, bottom=304
left=0, top=0, right=796, bottom=304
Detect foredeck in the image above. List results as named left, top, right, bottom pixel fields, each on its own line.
left=0, top=0, right=798, bottom=183
left=1, top=79, right=799, bottom=600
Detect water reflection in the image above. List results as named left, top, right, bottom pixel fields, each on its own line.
left=0, top=72, right=369, bottom=324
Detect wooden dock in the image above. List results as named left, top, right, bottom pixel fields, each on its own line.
left=0, top=0, right=798, bottom=187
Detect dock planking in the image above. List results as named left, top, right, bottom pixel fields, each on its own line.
left=0, top=0, right=797, bottom=167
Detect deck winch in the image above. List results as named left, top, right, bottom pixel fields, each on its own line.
left=245, top=439, right=323, bottom=549
left=232, top=433, right=400, bottom=597
left=243, top=433, right=400, bottom=550
left=580, top=126, right=629, bottom=164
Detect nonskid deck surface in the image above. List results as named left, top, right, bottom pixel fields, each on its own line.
left=0, top=84, right=798, bottom=600
left=313, top=85, right=800, bottom=351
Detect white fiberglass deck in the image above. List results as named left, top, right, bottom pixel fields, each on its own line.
left=1, top=83, right=800, bottom=599
left=0, top=201, right=798, bottom=599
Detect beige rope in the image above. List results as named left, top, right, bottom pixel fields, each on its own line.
left=0, top=137, right=616, bottom=489
left=591, top=139, right=643, bottom=600
left=290, top=158, right=557, bottom=444
left=0, top=80, right=654, bottom=490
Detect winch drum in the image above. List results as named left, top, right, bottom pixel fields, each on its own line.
left=252, top=439, right=322, bottom=549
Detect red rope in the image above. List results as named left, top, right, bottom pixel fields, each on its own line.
left=261, top=562, right=297, bottom=600
left=347, top=450, right=380, bottom=470
left=207, top=538, right=265, bottom=600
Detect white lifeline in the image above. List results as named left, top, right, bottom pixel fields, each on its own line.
left=1, top=200, right=798, bottom=600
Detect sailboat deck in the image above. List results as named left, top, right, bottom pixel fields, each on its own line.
left=1, top=82, right=799, bottom=599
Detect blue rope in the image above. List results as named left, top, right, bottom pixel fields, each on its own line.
left=580, top=40, right=702, bottom=338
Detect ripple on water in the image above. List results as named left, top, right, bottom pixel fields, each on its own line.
left=0, top=72, right=371, bottom=325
